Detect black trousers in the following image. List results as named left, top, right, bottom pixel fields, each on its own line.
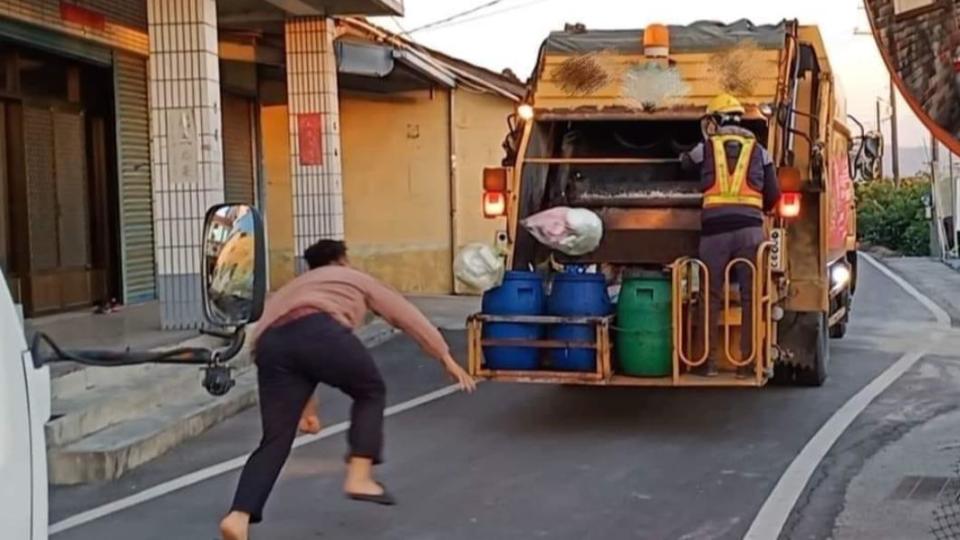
left=230, top=313, right=387, bottom=523
left=699, top=226, right=764, bottom=361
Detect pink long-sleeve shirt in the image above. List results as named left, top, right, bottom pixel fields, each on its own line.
left=253, top=265, right=450, bottom=361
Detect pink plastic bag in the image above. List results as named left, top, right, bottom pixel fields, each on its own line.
left=521, top=207, right=603, bottom=256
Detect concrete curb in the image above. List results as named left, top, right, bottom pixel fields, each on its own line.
left=866, top=255, right=960, bottom=327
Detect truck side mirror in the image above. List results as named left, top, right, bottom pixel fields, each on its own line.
left=202, top=204, right=267, bottom=327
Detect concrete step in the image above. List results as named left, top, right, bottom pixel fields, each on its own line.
left=48, top=368, right=258, bottom=485
left=46, top=335, right=247, bottom=448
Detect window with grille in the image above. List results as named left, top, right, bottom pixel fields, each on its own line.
left=894, top=0, right=937, bottom=15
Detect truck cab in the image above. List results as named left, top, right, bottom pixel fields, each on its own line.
left=1, top=272, right=50, bottom=540
left=1, top=203, right=267, bottom=540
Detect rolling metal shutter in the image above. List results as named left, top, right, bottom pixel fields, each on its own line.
left=23, top=107, right=58, bottom=272
left=221, top=92, right=256, bottom=205
left=52, top=111, right=91, bottom=269
left=114, top=52, right=156, bottom=303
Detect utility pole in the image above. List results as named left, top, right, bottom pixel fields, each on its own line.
left=876, top=98, right=884, bottom=178
left=931, top=134, right=943, bottom=257
left=876, top=98, right=882, bottom=132
left=852, top=25, right=899, bottom=183
left=890, top=80, right=901, bottom=185
left=931, top=133, right=939, bottom=178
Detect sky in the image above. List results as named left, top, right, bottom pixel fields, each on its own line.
left=373, top=0, right=932, bottom=159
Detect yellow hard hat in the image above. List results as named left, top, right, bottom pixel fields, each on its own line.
left=707, top=93, right=746, bottom=116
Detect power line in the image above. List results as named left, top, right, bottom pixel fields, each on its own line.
left=404, top=0, right=509, bottom=35
left=411, top=0, right=553, bottom=34
left=391, top=15, right=412, bottom=35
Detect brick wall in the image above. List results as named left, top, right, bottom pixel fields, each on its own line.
left=867, top=0, right=960, bottom=132
left=0, top=0, right=148, bottom=54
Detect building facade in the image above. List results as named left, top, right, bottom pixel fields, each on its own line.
left=0, top=0, right=403, bottom=328
left=337, top=20, right=522, bottom=294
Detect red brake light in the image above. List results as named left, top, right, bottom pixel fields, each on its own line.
left=779, top=192, right=801, bottom=219
left=483, top=167, right=510, bottom=192
left=483, top=192, right=506, bottom=218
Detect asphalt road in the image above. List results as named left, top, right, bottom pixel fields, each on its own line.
left=50, top=259, right=950, bottom=540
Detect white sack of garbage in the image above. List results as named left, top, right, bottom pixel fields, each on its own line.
left=454, top=243, right=505, bottom=292
left=521, top=207, right=603, bottom=256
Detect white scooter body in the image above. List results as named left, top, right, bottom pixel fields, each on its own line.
left=0, top=271, right=50, bottom=540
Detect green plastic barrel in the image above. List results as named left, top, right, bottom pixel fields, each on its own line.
left=616, top=276, right=673, bottom=377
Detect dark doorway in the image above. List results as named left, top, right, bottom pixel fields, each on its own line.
left=1, top=42, right=121, bottom=316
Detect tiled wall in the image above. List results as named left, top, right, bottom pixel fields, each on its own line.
left=0, top=0, right=148, bottom=54
left=285, top=17, right=344, bottom=270
left=147, top=0, right=223, bottom=329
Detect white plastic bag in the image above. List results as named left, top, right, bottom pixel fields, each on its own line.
left=521, top=207, right=603, bottom=256
left=454, top=243, right=505, bottom=292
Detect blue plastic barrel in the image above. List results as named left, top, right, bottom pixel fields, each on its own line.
left=481, top=271, right=545, bottom=370
left=547, top=273, right=612, bottom=372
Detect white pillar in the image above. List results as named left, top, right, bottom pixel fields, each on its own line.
left=284, top=17, right=344, bottom=273
left=147, top=0, right=225, bottom=329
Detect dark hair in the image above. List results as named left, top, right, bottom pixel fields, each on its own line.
left=304, top=240, right=347, bottom=269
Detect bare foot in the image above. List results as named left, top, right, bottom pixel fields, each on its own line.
left=344, top=477, right=385, bottom=497
left=219, top=511, right=250, bottom=540
left=298, top=415, right=321, bottom=434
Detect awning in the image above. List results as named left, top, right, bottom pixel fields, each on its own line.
left=0, top=17, right=112, bottom=66
left=336, top=41, right=456, bottom=93
left=262, top=0, right=402, bottom=16
left=218, top=0, right=402, bottom=29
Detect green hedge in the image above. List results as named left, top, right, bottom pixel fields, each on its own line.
left=855, top=179, right=931, bottom=256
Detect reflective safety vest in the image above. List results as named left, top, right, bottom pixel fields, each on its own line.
left=703, top=135, right=764, bottom=209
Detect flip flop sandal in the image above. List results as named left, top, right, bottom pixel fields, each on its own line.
left=346, top=486, right=397, bottom=506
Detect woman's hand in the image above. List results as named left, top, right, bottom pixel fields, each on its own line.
left=442, top=355, right=477, bottom=393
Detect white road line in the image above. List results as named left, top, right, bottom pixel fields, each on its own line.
left=49, top=384, right=462, bottom=535
left=744, top=254, right=951, bottom=539
left=859, top=254, right=952, bottom=326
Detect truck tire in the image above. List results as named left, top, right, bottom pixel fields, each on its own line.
left=774, top=312, right=829, bottom=386
left=847, top=252, right=859, bottom=298
left=829, top=291, right=850, bottom=339
left=829, top=319, right=847, bottom=339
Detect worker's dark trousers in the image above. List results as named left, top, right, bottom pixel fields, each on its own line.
left=230, top=313, right=387, bottom=523
left=699, top=226, right=764, bottom=365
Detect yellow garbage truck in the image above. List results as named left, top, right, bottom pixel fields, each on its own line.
left=469, top=20, right=878, bottom=388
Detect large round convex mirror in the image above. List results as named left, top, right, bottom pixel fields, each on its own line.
left=865, top=0, right=960, bottom=154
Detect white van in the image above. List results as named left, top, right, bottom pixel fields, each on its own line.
left=1, top=204, right=265, bottom=540
left=1, top=271, right=50, bottom=539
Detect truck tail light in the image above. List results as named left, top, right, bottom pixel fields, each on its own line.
left=779, top=192, right=801, bottom=219
left=482, top=167, right=510, bottom=219
left=483, top=192, right=507, bottom=218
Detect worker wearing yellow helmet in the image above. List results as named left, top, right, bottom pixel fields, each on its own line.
left=680, top=93, right=781, bottom=378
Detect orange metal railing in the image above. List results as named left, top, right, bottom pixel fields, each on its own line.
left=672, top=242, right=775, bottom=380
